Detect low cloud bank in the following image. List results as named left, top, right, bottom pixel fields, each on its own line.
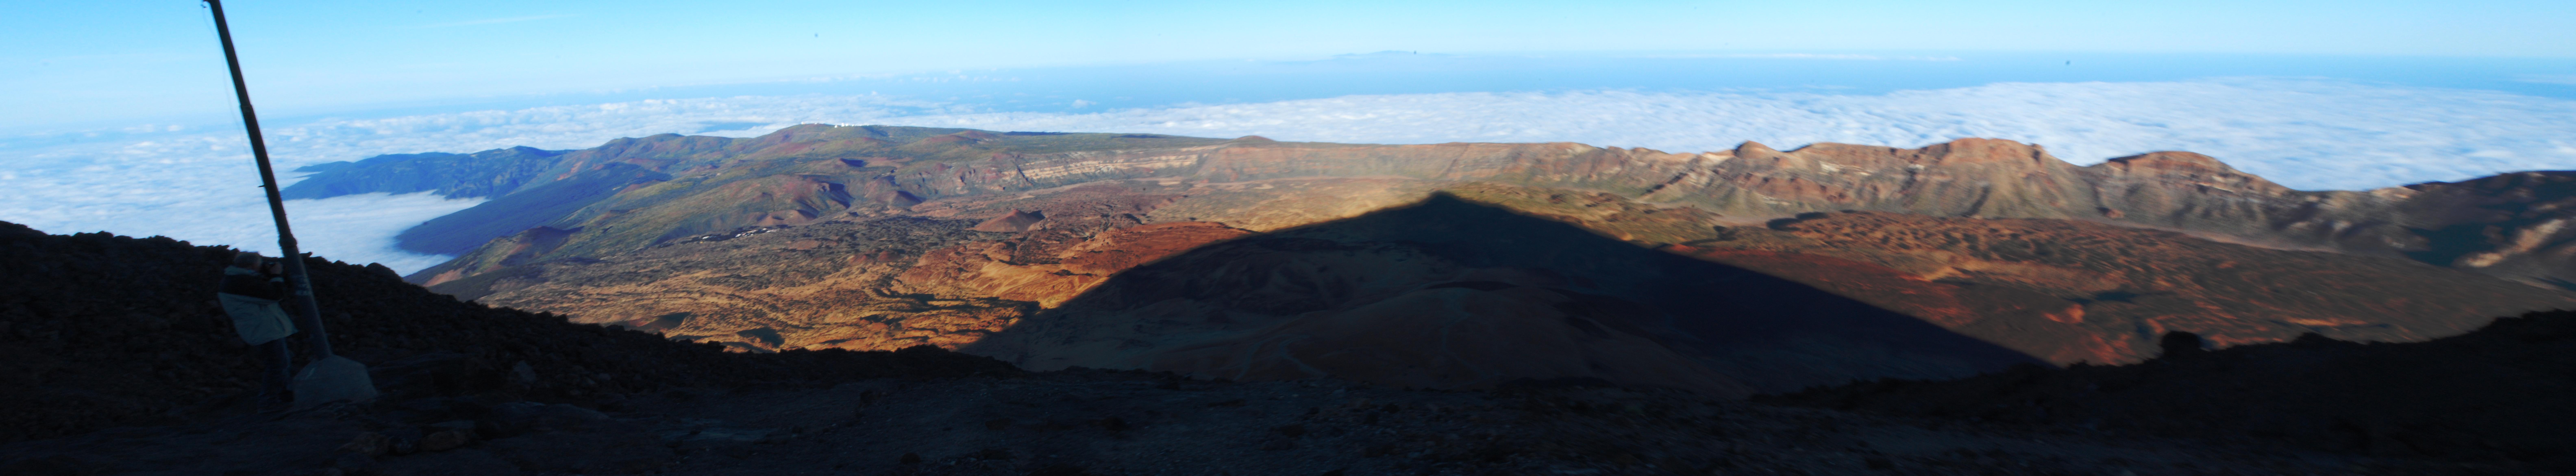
left=915, top=79, right=2576, bottom=192
left=5, top=78, right=2572, bottom=273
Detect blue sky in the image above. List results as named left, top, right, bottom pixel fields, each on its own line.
left=6, top=1, right=2576, bottom=271
left=9, top=0, right=2576, bottom=131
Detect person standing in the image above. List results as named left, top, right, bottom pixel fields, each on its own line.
left=216, top=251, right=298, bottom=412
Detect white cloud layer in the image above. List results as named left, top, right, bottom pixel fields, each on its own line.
left=914, top=79, right=2576, bottom=192
left=6, top=78, right=2574, bottom=273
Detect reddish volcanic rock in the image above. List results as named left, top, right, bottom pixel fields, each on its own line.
left=894, top=221, right=1253, bottom=306
left=1706, top=210, right=2576, bottom=362
left=1432, top=183, right=2575, bottom=367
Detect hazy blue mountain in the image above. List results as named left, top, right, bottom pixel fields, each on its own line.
left=283, top=146, right=570, bottom=200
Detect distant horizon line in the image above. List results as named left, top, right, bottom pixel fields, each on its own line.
left=12, top=48, right=2575, bottom=135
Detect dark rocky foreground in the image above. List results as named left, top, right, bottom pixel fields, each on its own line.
left=1, top=223, right=2568, bottom=475
left=1767, top=311, right=2576, bottom=470
left=0, top=221, right=1011, bottom=445
left=15, top=371, right=2545, bottom=476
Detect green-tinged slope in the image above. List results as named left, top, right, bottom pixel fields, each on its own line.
left=404, top=126, right=1234, bottom=282
left=394, top=164, right=670, bottom=256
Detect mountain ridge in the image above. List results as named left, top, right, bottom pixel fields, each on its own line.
left=292, top=125, right=2576, bottom=393
left=340, top=125, right=2576, bottom=291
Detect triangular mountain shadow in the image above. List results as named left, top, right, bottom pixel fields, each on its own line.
left=956, top=192, right=2045, bottom=397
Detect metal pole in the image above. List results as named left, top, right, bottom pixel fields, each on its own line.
left=207, top=0, right=335, bottom=359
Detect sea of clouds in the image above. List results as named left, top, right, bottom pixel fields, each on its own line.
left=4, top=77, right=2573, bottom=273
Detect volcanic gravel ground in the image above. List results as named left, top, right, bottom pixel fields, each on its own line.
left=2, top=222, right=2568, bottom=475
left=636, top=371, right=2503, bottom=476
left=2, top=369, right=2553, bottom=476
left=1769, top=313, right=2576, bottom=471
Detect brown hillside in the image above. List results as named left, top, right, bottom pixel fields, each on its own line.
left=386, top=126, right=2576, bottom=396
left=452, top=176, right=2575, bottom=395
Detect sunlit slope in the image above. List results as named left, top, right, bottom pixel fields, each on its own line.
left=316, top=124, right=2576, bottom=392
left=441, top=177, right=2569, bottom=394
left=382, top=125, right=2576, bottom=290
left=401, top=126, right=1231, bottom=277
